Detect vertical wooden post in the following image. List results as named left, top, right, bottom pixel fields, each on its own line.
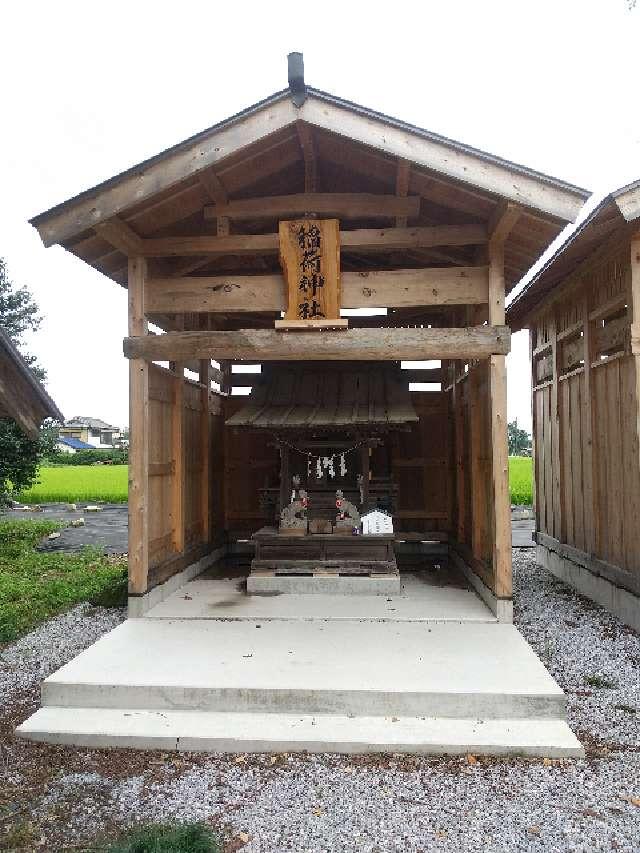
left=550, top=313, right=563, bottom=543
left=488, top=241, right=512, bottom=599
left=199, top=357, right=211, bottom=545
left=469, top=366, right=484, bottom=560
left=628, top=234, right=640, bottom=550
left=582, top=293, right=598, bottom=555
left=529, top=329, right=539, bottom=535
left=172, top=316, right=185, bottom=553
left=452, top=363, right=466, bottom=543
left=128, top=257, right=149, bottom=595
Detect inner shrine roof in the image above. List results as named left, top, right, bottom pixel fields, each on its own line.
left=225, top=364, right=418, bottom=430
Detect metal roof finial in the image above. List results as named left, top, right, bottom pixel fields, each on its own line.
left=287, top=52, right=306, bottom=108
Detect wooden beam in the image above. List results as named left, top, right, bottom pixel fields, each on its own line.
left=123, top=325, right=510, bottom=362
left=32, top=93, right=586, bottom=250
left=127, top=257, right=149, bottom=595
left=197, top=169, right=228, bottom=204
left=297, top=96, right=586, bottom=221
left=487, top=200, right=522, bottom=247
left=395, top=159, right=411, bottom=228
left=145, top=266, right=489, bottom=314
left=140, top=224, right=486, bottom=258
left=203, top=193, right=420, bottom=221
left=297, top=122, right=317, bottom=193
left=96, top=217, right=144, bottom=256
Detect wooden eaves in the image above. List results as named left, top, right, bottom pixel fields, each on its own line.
left=28, top=86, right=589, bottom=303
left=0, top=328, right=63, bottom=438
left=507, top=180, right=640, bottom=331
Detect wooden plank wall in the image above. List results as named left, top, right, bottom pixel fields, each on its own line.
left=146, top=363, right=225, bottom=588
left=223, top=397, right=280, bottom=540
left=391, top=392, right=452, bottom=533
left=531, top=241, right=640, bottom=583
left=446, top=360, right=496, bottom=590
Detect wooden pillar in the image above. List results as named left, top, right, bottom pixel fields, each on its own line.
left=128, top=257, right=149, bottom=595
left=582, top=293, right=597, bottom=555
left=488, top=241, right=512, bottom=599
left=628, top=234, right=640, bottom=551
left=452, top=362, right=466, bottom=543
left=171, top=317, right=185, bottom=553
left=199, top=358, right=211, bottom=544
left=469, top=366, right=484, bottom=560
left=550, top=313, right=563, bottom=543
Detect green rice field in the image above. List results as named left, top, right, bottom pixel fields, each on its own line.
left=16, top=458, right=533, bottom=506
left=508, top=456, right=533, bottom=505
left=17, top=465, right=128, bottom=504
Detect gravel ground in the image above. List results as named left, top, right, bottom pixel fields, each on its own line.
left=1, top=550, right=639, bottom=852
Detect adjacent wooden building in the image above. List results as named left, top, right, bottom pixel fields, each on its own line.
left=507, top=180, right=640, bottom=631
left=30, top=56, right=588, bottom=619
left=0, top=327, right=62, bottom=438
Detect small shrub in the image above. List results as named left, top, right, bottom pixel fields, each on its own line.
left=585, top=674, right=618, bottom=689
left=98, top=822, right=221, bottom=853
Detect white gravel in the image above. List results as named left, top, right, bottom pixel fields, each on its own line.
left=3, top=552, right=640, bottom=852
left=0, top=602, right=125, bottom=711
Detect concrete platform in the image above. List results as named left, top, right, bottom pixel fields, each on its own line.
left=16, top=615, right=583, bottom=756
left=146, top=572, right=495, bottom=623
left=18, top=709, right=583, bottom=757
left=246, top=573, right=401, bottom=595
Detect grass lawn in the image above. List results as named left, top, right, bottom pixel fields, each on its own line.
left=509, top=455, right=533, bottom=505
left=16, top=465, right=128, bottom=504
left=0, top=520, right=127, bottom=643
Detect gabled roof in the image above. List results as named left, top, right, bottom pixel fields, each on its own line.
left=65, top=416, right=115, bottom=430
left=29, top=75, right=589, bottom=297
left=58, top=436, right=94, bottom=450
left=0, top=328, right=63, bottom=438
left=226, top=364, right=418, bottom=430
left=507, top=179, right=640, bottom=330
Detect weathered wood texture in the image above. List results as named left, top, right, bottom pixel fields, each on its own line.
left=124, top=326, right=510, bottom=362
left=391, top=393, right=452, bottom=534
left=143, top=363, right=225, bottom=592
left=530, top=238, right=640, bottom=585
left=144, top=267, right=489, bottom=314
left=279, top=219, right=341, bottom=322
left=138, top=224, right=487, bottom=258
left=224, top=397, right=280, bottom=540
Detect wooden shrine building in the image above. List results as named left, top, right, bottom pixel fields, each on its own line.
left=0, top=327, right=62, bottom=439
left=508, top=180, right=640, bottom=631
left=29, top=55, right=588, bottom=619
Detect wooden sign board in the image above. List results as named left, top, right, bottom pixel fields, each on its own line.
left=275, top=218, right=347, bottom=330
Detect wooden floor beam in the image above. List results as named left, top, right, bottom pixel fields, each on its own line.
left=123, top=325, right=510, bottom=363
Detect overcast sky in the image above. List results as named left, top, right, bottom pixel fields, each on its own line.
left=2, top=1, right=639, bottom=431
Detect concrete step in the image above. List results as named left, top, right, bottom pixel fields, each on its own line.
left=37, top=619, right=567, bottom=720
left=17, top=708, right=584, bottom=757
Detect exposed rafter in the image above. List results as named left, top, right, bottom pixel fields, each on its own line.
left=296, top=121, right=317, bottom=193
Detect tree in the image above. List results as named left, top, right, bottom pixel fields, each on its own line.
left=0, top=258, right=44, bottom=380
left=0, top=258, right=55, bottom=501
left=508, top=420, right=532, bottom=456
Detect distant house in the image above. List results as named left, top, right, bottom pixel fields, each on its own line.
left=56, top=436, right=94, bottom=454
left=59, top=416, right=121, bottom=449
left=0, top=327, right=62, bottom=438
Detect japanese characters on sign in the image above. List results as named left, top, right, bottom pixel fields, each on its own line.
left=297, top=222, right=324, bottom=319
left=278, top=218, right=341, bottom=325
